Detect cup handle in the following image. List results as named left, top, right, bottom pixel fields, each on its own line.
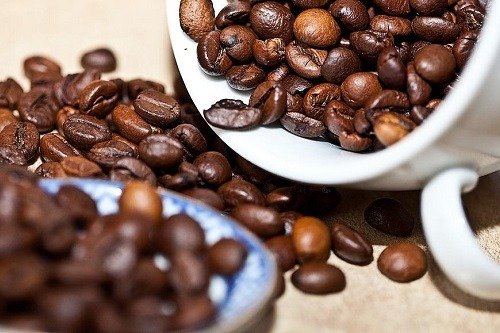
left=421, top=167, right=500, bottom=300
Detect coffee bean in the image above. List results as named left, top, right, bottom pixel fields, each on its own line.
left=373, top=0, right=411, bottom=15
left=353, top=108, right=372, bottom=135
left=54, top=70, right=102, bottom=107
left=226, top=63, right=266, bottom=90
left=169, top=250, right=209, bottom=295
left=364, top=198, right=414, bottom=236
left=323, top=100, right=355, bottom=135
left=218, top=179, right=265, bottom=208
left=35, top=162, right=68, bottom=178
left=370, top=111, right=416, bottom=146
left=414, top=44, right=457, bottom=85
left=349, top=30, right=394, bottom=62
left=249, top=80, right=287, bottom=124
left=266, top=186, right=298, bottom=212
left=179, top=0, right=215, bottom=42
left=127, top=79, right=165, bottom=100
left=134, top=90, right=180, bottom=127
left=231, top=203, right=283, bottom=238
left=329, top=0, right=369, bottom=32
left=81, top=48, right=117, bottom=72
left=204, top=99, right=262, bottom=129
left=331, top=223, right=373, bottom=265
left=410, top=105, right=433, bottom=124
left=371, top=15, right=412, bottom=36
left=0, top=146, right=27, bottom=166
left=56, top=106, right=79, bottom=134
left=0, top=121, right=40, bottom=161
left=281, top=112, right=326, bottom=138
left=406, top=62, right=432, bottom=105
left=0, top=78, right=23, bottom=109
left=18, top=88, right=59, bottom=133
left=285, top=42, right=327, bottom=79
left=0, top=108, right=17, bottom=134
left=253, top=38, right=286, bottom=67
left=23, top=56, right=62, bottom=82
left=171, top=294, right=216, bottom=331
left=215, top=1, right=251, bottom=29
left=292, top=216, right=331, bottom=263
left=235, top=154, right=273, bottom=185
left=40, top=133, right=80, bottom=162
left=169, top=123, right=207, bottom=156
left=265, top=235, right=297, bottom=271
left=294, top=9, right=340, bottom=48
left=266, top=63, right=290, bottom=82
left=412, top=16, right=461, bottom=43
left=193, top=151, right=231, bottom=186
left=138, top=134, right=184, bottom=169
left=378, top=242, right=427, bottom=282
left=304, top=83, right=342, bottom=121
left=54, top=185, right=98, bottom=226
left=60, top=156, right=103, bottom=177
left=111, top=104, right=152, bottom=143
left=78, top=80, right=119, bottom=118
left=119, top=181, right=163, bottom=225
left=377, top=46, right=407, bottom=90
left=321, top=47, right=362, bottom=84
left=410, top=0, right=448, bottom=16
left=155, top=213, right=205, bottom=256
left=86, top=139, right=135, bottom=169
left=291, top=262, right=346, bottom=294
left=341, top=72, right=382, bottom=108
left=220, top=25, right=256, bottom=62
left=292, top=0, right=330, bottom=7
left=365, top=90, right=410, bottom=110
left=250, top=2, right=295, bottom=43
left=182, top=188, right=225, bottom=211
left=453, top=31, right=478, bottom=69
left=109, top=157, right=157, bottom=185
left=0, top=254, right=47, bottom=301
left=63, top=114, right=112, bottom=150
left=197, top=30, right=233, bottom=76
left=207, top=238, right=247, bottom=275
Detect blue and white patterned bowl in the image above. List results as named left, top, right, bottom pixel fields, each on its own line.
left=38, top=178, right=278, bottom=333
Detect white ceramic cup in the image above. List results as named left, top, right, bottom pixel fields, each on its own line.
left=167, top=0, right=500, bottom=299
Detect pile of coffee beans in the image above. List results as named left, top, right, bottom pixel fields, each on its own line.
left=181, top=0, right=487, bottom=151
left=0, top=166, right=249, bottom=332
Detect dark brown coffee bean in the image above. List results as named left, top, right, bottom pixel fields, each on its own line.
left=127, top=79, right=165, bottom=100
left=155, top=213, right=205, bottom=255
left=353, top=108, right=372, bottom=135
left=169, top=250, right=209, bottom=295
left=453, top=31, right=478, bottom=69
left=78, top=80, right=118, bottom=118
left=341, top=72, right=382, bottom=108
left=23, top=55, right=62, bottom=82
left=369, top=111, right=416, bottom=146
left=266, top=63, right=290, bottom=82
left=321, top=47, right=362, bottom=84
left=0, top=145, right=27, bottom=166
left=0, top=121, right=39, bottom=161
left=406, top=62, right=432, bottom=106
left=111, top=104, right=152, bottom=143
left=0, top=254, right=47, bottom=301
left=54, top=185, right=98, bottom=225
left=204, top=99, right=262, bottom=129
left=339, top=130, right=373, bottom=152
left=281, top=112, right=326, bottom=138
left=378, top=242, right=427, bottom=282
left=35, top=161, right=68, bottom=178
left=134, top=90, right=180, bottom=127
left=215, top=1, right=251, bottom=29
left=410, top=105, right=433, bottom=124
left=80, top=47, right=117, bottom=72
left=364, top=198, right=414, bottom=236
left=365, top=90, right=410, bottom=110
left=54, top=69, right=102, bottom=107
left=303, top=83, right=341, bottom=120
left=218, top=179, right=265, bottom=208
left=197, top=30, right=233, bottom=76
left=51, top=260, right=106, bottom=286
left=60, top=156, right=103, bottom=177
left=456, top=2, right=485, bottom=32
left=207, top=238, right=248, bottom=275
left=182, top=188, right=225, bottom=211
left=323, top=100, right=355, bottom=135
left=329, top=0, right=369, bottom=32
left=249, top=80, right=287, bottom=124
left=87, top=139, right=136, bottom=169
left=373, top=0, right=411, bottom=15
left=138, top=134, right=184, bottom=169
left=226, top=63, right=266, bottom=90
left=371, top=15, right=411, bottom=36
left=169, top=123, right=207, bottom=156
left=291, top=262, right=346, bottom=294
left=119, top=181, right=163, bottom=226
left=179, top=0, right=215, bottom=42
left=377, top=46, right=407, bottom=90
left=331, top=223, right=373, bottom=265
left=0, top=78, right=23, bottom=109
left=110, top=157, right=157, bottom=185
left=18, top=88, right=59, bottom=133
left=250, top=2, right=295, bottom=43
left=294, top=8, right=341, bottom=48
left=265, top=235, right=297, bottom=271
left=40, top=133, right=80, bottom=162
left=220, top=25, right=256, bottom=62
left=266, top=186, right=298, bottom=212
left=172, top=294, right=216, bottom=331
left=349, top=30, right=394, bottom=62
left=412, top=16, right=461, bottom=43
left=56, top=106, right=79, bottom=135
left=63, top=114, right=112, bottom=150
left=292, top=216, right=331, bottom=263
left=0, top=108, right=17, bottom=133
left=410, top=0, right=448, bottom=15
left=281, top=211, right=302, bottom=235
left=159, top=172, right=197, bottom=191
left=193, top=151, right=232, bottom=186
left=253, top=38, right=286, bottom=67
left=291, top=0, right=330, bottom=7
left=231, top=203, right=283, bottom=238
left=285, top=42, right=327, bottom=79
left=414, top=44, right=456, bottom=84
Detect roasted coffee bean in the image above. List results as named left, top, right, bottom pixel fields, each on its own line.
left=112, top=133, right=139, bottom=154
left=365, top=90, right=410, bottom=110
left=323, top=100, right=355, bottom=135
left=218, top=179, right=265, bottom=207
left=63, top=114, right=112, bottom=150
left=303, top=83, right=341, bottom=120
left=179, top=0, right=215, bottom=42
left=215, top=1, right=251, bottom=29
left=169, top=250, right=209, bottom=295
left=207, top=238, right=248, bottom=275
left=204, top=99, right=262, bottom=129
left=353, top=108, right=372, bottom=135
left=56, top=106, right=79, bottom=135
left=0, top=108, right=17, bottom=134
left=60, top=156, right=103, bottom=177
left=349, top=30, right=394, bottom=62
left=23, top=55, right=62, bottom=82
left=364, top=198, right=414, bottom=236
left=0, top=254, right=47, bottom=301
left=339, top=130, right=373, bottom=152
left=281, top=112, right=326, bottom=138
left=0, top=146, right=27, bottom=166
left=377, top=46, right=407, bottom=90
left=172, top=294, right=216, bottom=331
left=78, top=80, right=118, bottom=118
left=110, top=157, right=157, bottom=185
left=321, top=47, right=362, bottom=85
left=54, top=69, right=102, bottom=107
left=54, top=185, right=98, bottom=225
left=138, top=134, right=184, bottom=169
left=281, top=211, right=302, bottom=235
left=111, top=104, right=152, bottom=143
left=18, top=88, right=58, bottom=133
left=291, top=0, right=330, bottom=7
left=197, top=31, right=233, bottom=76
left=0, top=78, right=23, bottom=109
left=155, top=213, right=205, bottom=255
left=35, top=162, right=68, bottom=178
left=182, top=188, right=225, bottom=211
left=329, top=0, right=369, bottom=32
left=0, top=121, right=39, bottom=161
left=285, top=42, right=327, bottom=79
left=292, top=216, right=331, bottom=263
left=294, top=8, right=341, bottom=48
left=193, top=151, right=232, bottom=186
left=249, top=80, right=287, bottom=124
left=0, top=225, right=37, bottom=257
left=456, top=2, right=485, bottom=31
left=231, top=203, right=283, bottom=238
left=226, top=63, right=266, bottom=90
left=410, top=0, right=448, bottom=15
left=266, top=187, right=298, bottom=212
left=125, top=296, right=173, bottom=332
left=291, top=262, right=346, bottom=294
left=80, top=48, right=117, bottom=72
left=119, top=181, right=163, bottom=225
left=410, top=105, right=433, bottom=124
left=370, top=111, right=416, bottom=146
left=406, top=62, right=432, bottom=106
left=86, top=139, right=135, bottom=169
left=127, top=79, right=165, bottom=100
left=378, top=242, right=427, bottom=282
left=159, top=172, right=197, bottom=191
left=371, top=15, right=411, bottom=36
left=265, top=235, right=297, bottom=271
left=331, top=223, right=373, bottom=265
left=453, top=31, right=478, bottom=69
left=341, top=72, right=382, bottom=108
left=40, top=133, right=80, bottom=162
left=220, top=25, right=256, bottom=62
left=169, top=123, right=207, bottom=156
left=266, top=63, right=290, bottom=82
left=250, top=2, right=295, bottom=43
left=412, top=16, right=461, bottom=43
left=134, top=90, right=180, bottom=127
left=253, top=38, right=286, bottom=67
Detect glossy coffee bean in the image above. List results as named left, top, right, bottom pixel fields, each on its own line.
left=291, top=262, right=346, bottom=294
left=204, top=99, right=262, bottom=129
left=182, top=188, right=225, bottom=211
left=138, top=134, right=184, bottom=169
left=410, top=0, right=447, bottom=15
left=253, top=38, right=286, bottom=67
left=294, top=9, right=340, bottom=48
left=302, top=83, right=341, bottom=120
left=323, top=100, right=355, bottom=136
left=0, top=121, right=40, bottom=161
left=370, top=111, right=416, bottom=146
left=134, top=89, right=180, bottom=127
left=371, top=15, right=411, bottom=36
left=54, top=185, right=98, bottom=225
left=377, top=46, right=407, bottom=90
left=231, top=203, right=283, bottom=238
left=365, top=90, right=410, bottom=110
left=127, top=78, right=165, bottom=100
left=453, top=31, right=478, bottom=69
left=179, top=0, right=215, bottom=42
left=406, top=62, right=432, bottom=106
left=412, top=16, right=461, bottom=43
left=0, top=108, right=17, bottom=134
left=23, top=55, right=62, bottom=82
left=280, top=112, right=326, bottom=138
left=63, top=114, right=112, bottom=150
left=18, top=88, right=59, bottom=133
left=291, top=0, right=330, bottom=7
left=250, top=2, right=295, bottom=43
left=329, top=0, right=369, bottom=32
left=281, top=211, right=303, bottom=235
left=193, top=151, right=232, bottom=186
left=207, top=238, right=248, bottom=275
left=265, top=235, right=297, bottom=271
left=215, top=1, right=251, bottom=29
left=249, top=80, right=287, bottom=124
left=378, top=242, right=427, bottom=282
left=78, top=80, right=118, bottom=118
left=169, top=123, right=207, bottom=157
left=266, top=63, right=290, bottom=82
left=35, top=161, right=68, bottom=178
left=109, top=157, right=157, bottom=185
left=220, top=25, right=256, bottom=62
left=80, top=47, right=117, bottom=72
left=56, top=106, right=79, bottom=135
left=40, top=133, right=80, bottom=162
left=156, top=213, right=205, bottom=255
left=341, top=72, right=382, bottom=108
left=111, top=104, right=152, bottom=143
left=169, top=250, right=209, bottom=295
left=60, top=156, right=103, bottom=177
left=119, top=181, right=163, bottom=225
left=410, top=105, right=433, bottom=124
left=54, top=69, right=102, bottom=107
left=0, top=78, right=23, bottom=109
left=292, top=216, right=331, bottom=263
left=86, top=139, right=135, bottom=169
left=364, top=198, right=414, bottom=236
left=414, top=44, right=456, bottom=84
left=321, top=47, right=361, bottom=84
left=285, top=42, right=327, bottom=79
left=331, top=223, right=373, bottom=265
left=349, top=30, right=394, bottom=62
left=226, top=63, right=266, bottom=90
left=197, top=31, right=233, bottom=76
left=218, top=179, right=266, bottom=208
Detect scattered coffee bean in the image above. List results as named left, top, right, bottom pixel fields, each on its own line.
left=231, top=203, right=283, bottom=238
left=331, top=223, right=373, bottom=265
left=265, top=235, right=297, bottom=271
left=364, top=198, right=414, bottom=236
left=291, top=262, right=346, bottom=295
left=207, top=238, right=248, bottom=275
left=378, top=242, right=427, bottom=282
left=80, top=48, right=117, bottom=72
left=204, top=99, right=262, bottom=129
left=292, top=216, right=331, bottom=263
left=180, top=0, right=215, bottom=42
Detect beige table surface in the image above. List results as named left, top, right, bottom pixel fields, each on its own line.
left=1, top=0, right=499, bottom=331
